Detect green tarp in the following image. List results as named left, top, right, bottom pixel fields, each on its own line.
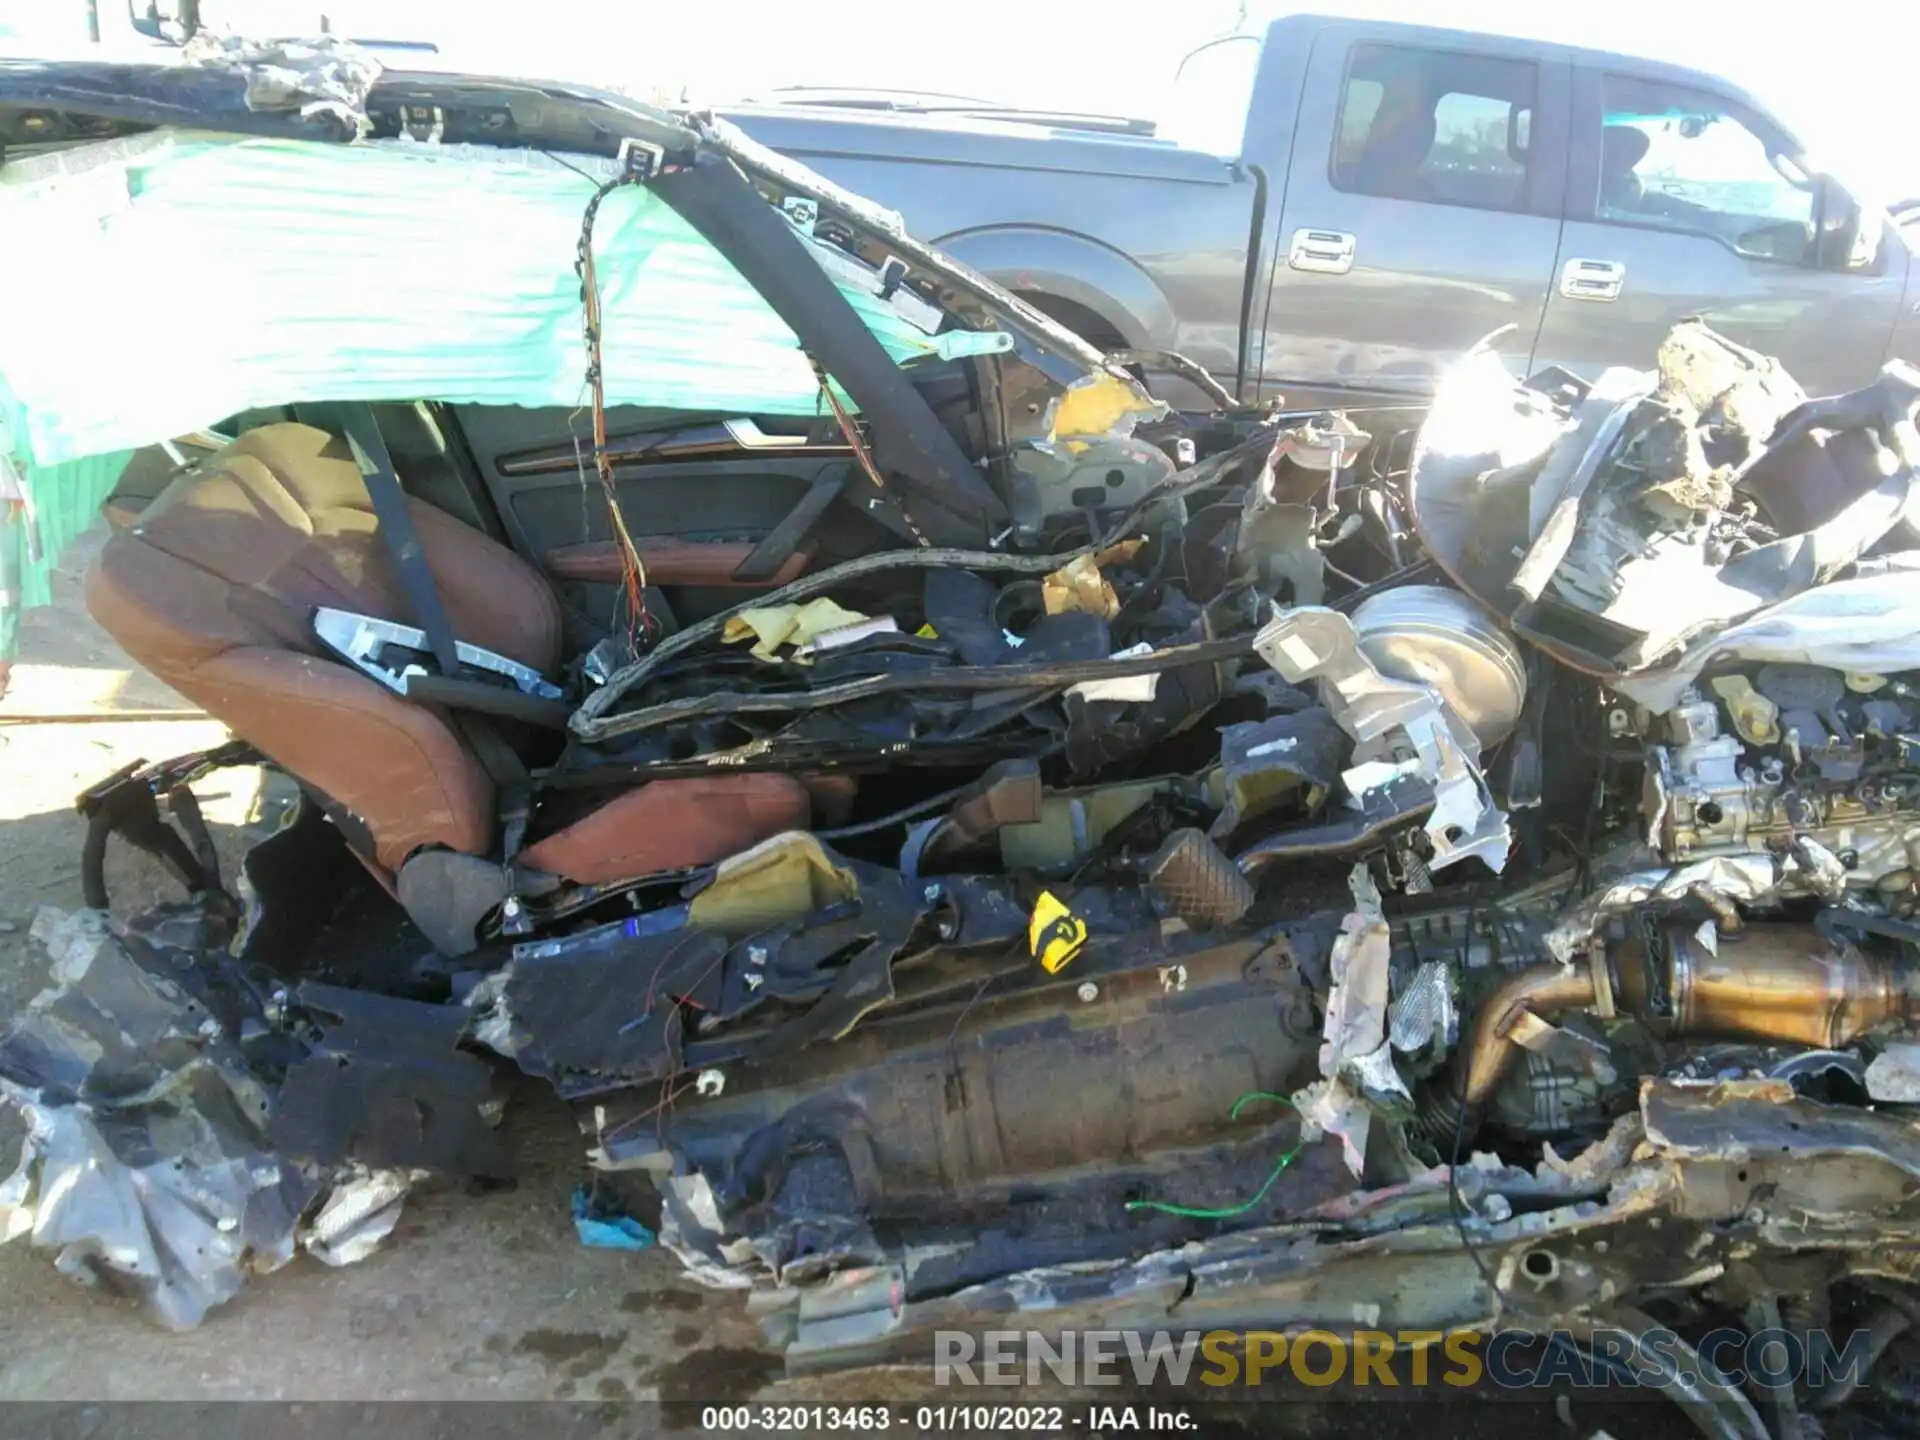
left=1, top=448, right=130, bottom=662
left=0, top=130, right=971, bottom=470
left=0, top=127, right=1001, bottom=656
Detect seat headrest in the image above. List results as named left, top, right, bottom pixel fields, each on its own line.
left=1601, top=125, right=1651, bottom=179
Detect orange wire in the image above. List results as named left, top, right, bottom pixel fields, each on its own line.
left=579, top=175, right=655, bottom=647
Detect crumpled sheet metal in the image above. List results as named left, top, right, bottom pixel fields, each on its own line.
left=1641, top=1075, right=1920, bottom=1182
left=1614, top=566, right=1920, bottom=712
left=181, top=33, right=382, bottom=137
left=1415, top=336, right=1920, bottom=687
left=771, top=1074, right=1920, bottom=1383
left=1289, top=1077, right=1376, bottom=1183
left=1318, top=865, right=1392, bottom=1080
left=1541, top=854, right=1777, bottom=962
left=0, top=908, right=411, bottom=1329
left=1298, top=866, right=1399, bottom=1178
left=301, top=1165, right=414, bottom=1267
left=0, top=1092, right=315, bottom=1330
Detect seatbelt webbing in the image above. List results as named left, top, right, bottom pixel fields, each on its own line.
left=331, top=402, right=463, bottom=679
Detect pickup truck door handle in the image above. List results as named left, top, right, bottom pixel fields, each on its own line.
left=1559, top=258, right=1626, bottom=302
left=1288, top=228, right=1356, bottom=275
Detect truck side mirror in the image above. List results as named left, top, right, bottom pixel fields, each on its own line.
left=1814, top=175, right=1879, bottom=272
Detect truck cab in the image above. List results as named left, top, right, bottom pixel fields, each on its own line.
left=1239, top=17, right=1917, bottom=404
left=732, top=14, right=1917, bottom=410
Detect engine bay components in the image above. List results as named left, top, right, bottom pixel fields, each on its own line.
left=1351, top=583, right=1529, bottom=751
left=1256, top=605, right=1512, bottom=874
left=1645, top=665, right=1920, bottom=902
left=1411, top=320, right=1920, bottom=683
left=1442, top=920, right=1920, bottom=1126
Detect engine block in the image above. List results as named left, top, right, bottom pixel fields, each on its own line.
left=1646, top=673, right=1920, bottom=905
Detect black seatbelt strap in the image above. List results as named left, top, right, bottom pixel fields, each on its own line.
left=329, top=402, right=463, bottom=679
left=650, top=160, right=1003, bottom=540
left=303, top=404, right=538, bottom=868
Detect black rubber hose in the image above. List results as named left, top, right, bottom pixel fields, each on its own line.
left=595, top=633, right=1256, bottom=736
left=80, top=806, right=115, bottom=911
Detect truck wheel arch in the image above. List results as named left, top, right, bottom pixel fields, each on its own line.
left=928, top=226, right=1176, bottom=353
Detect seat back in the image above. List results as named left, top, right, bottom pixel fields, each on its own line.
left=85, top=424, right=563, bottom=875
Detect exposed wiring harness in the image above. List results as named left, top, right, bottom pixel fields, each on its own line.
left=575, top=161, right=659, bottom=649
left=808, top=356, right=928, bottom=548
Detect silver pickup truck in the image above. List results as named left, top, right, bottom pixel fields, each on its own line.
left=727, top=13, right=1920, bottom=408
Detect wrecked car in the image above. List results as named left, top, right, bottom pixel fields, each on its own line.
left=6, top=39, right=1920, bottom=1440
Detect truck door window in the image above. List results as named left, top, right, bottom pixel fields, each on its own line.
left=1595, top=75, right=1817, bottom=266
left=1332, top=44, right=1537, bottom=213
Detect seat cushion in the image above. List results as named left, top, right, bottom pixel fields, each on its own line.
left=520, top=775, right=814, bottom=885
left=179, top=646, right=495, bottom=872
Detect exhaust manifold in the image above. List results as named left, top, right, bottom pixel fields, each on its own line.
left=1441, top=922, right=1920, bottom=1131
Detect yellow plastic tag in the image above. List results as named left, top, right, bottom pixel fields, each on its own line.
left=1028, top=890, right=1088, bottom=974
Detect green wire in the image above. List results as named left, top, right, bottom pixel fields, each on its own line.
left=1124, top=1091, right=1303, bottom=1220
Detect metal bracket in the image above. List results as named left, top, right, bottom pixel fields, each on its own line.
left=1256, top=607, right=1512, bottom=874
left=313, top=606, right=563, bottom=701
left=616, top=137, right=665, bottom=182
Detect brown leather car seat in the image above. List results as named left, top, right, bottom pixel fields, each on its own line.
left=85, top=423, right=810, bottom=894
